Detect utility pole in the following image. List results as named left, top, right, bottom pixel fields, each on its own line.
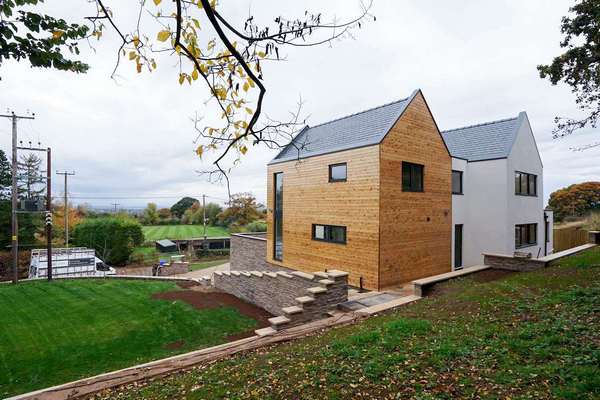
left=112, top=203, right=119, bottom=213
left=46, top=149, right=53, bottom=281
left=1, top=111, right=35, bottom=284
left=56, top=171, right=75, bottom=248
left=202, top=194, right=207, bottom=240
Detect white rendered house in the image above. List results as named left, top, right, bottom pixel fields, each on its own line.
left=442, top=112, right=553, bottom=269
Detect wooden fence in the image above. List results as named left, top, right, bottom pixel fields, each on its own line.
left=553, top=226, right=589, bottom=252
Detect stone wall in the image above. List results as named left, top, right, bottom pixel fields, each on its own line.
left=213, top=269, right=348, bottom=319
left=483, top=254, right=546, bottom=272
left=230, top=233, right=293, bottom=273
left=156, top=262, right=189, bottom=276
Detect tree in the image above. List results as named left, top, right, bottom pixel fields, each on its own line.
left=142, top=202, right=159, bottom=225
left=204, top=202, right=222, bottom=225
left=170, top=197, right=198, bottom=218
left=51, top=201, right=84, bottom=243
left=157, top=207, right=172, bottom=222
left=217, top=192, right=263, bottom=228
left=548, top=181, right=600, bottom=221
left=72, top=216, right=143, bottom=265
left=0, top=150, right=11, bottom=249
left=538, top=0, right=600, bottom=148
left=0, top=0, right=90, bottom=80
left=3, top=1, right=373, bottom=196
left=17, top=153, right=45, bottom=198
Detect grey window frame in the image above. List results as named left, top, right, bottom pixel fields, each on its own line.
left=515, top=171, right=537, bottom=196
left=452, top=170, right=463, bottom=195
left=402, top=161, right=424, bottom=192
left=515, top=223, right=537, bottom=248
left=328, top=163, right=347, bottom=183
left=312, top=224, right=346, bottom=245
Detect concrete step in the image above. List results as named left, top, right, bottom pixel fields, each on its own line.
left=295, top=296, right=315, bottom=305
left=282, top=305, right=303, bottom=316
left=307, top=286, right=327, bottom=295
left=318, top=279, right=335, bottom=287
left=255, top=327, right=277, bottom=337
left=356, top=295, right=421, bottom=316
left=268, top=315, right=291, bottom=327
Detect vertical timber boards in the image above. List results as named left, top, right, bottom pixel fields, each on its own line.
left=378, top=92, right=452, bottom=288
left=266, top=146, right=381, bottom=288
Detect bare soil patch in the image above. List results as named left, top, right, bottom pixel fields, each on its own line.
left=164, top=339, right=185, bottom=350
left=152, top=288, right=272, bottom=340
left=469, top=268, right=515, bottom=283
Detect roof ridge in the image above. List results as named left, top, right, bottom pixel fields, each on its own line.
left=307, top=97, right=411, bottom=130
left=442, top=116, right=518, bottom=134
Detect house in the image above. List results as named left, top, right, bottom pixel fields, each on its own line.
left=230, top=89, right=553, bottom=291
left=442, top=113, right=554, bottom=269
left=265, top=90, right=452, bottom=290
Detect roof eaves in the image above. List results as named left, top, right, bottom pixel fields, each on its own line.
left=267, top=140, right=380, bottom=165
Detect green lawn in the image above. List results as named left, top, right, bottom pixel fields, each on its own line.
left=142, top=225, right=229, bottom=241
left=0, top=279, right=258, bottom=398
left=98, top=248, right=600, bottom=400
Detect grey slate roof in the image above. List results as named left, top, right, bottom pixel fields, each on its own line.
left=269, top=90, right=419, bottom=164
left=441, top=112, right=525, bottom=162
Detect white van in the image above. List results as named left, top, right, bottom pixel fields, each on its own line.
left=29, top=248, right=116, bottom=279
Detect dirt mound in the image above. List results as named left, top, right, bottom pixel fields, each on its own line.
left=152, top=289, right=273, bottom=340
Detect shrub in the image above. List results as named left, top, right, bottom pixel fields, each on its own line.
left=244, top=220, right=267, bottom=232
left=72, top=216, right=144, bottom=265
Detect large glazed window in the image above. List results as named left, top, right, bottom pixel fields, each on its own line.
left=273, top=172, right=283, bottom=261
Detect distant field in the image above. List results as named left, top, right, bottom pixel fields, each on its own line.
left=142, top=225, right=229, bottom=241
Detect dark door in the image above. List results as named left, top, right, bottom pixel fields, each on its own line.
left=454, top=224, right=463, bottom=269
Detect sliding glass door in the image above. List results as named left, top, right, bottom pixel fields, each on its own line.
left=274, top=172, right=283, bottom=261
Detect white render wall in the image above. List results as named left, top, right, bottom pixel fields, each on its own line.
left=451, top=113, right=552, bottom=269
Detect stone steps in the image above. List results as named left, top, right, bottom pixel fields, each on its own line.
left=213, top=268, right=349, bottom=332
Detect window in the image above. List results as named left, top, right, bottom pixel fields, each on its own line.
left=515, top=171, right=537, bottom=196
left=329, top=163, right=347, bottom=182
left=273, top=173, right=284, bottom=261
left=402, top=162, right=424, bottom=192
left=312, top=224, right=346, bottom=244
left=452, top=170, right=463, bottom=194
left=515, top=223, right=537, bottom=248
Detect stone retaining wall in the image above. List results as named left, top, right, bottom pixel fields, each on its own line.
left=213, top=269, right=348, bottom=318
left=230, top=233, right=270, bottom=271
left=483, top=254, right=546, bottom=272
left=156, top=262, right=189, bottom=276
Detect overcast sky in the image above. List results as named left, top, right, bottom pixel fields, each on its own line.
left=1, top=0, right=598, bottom=210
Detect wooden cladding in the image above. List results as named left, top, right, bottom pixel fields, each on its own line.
left=266, top=91, right=452, bottom=290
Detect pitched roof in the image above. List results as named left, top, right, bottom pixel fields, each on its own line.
left=441, top=112, right=525, bottom=162
left=269, top=90, right=420, bottom=164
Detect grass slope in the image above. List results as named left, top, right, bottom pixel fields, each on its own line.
left=99, top=248, right=600, bottom=399
left=0, top=280, right=257, bottom=398
left=142, top=225, right=229, bottom=241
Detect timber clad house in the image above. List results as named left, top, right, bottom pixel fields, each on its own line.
left=232, top=89, right=553, bottom=290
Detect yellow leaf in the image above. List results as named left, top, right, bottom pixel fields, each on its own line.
left=157, top=30, right=170, bottom=42
left=196, top=145, right=203, bottom=157
left=243, top=82, right=249, bottom=92
left=240, top=145, right=248, bottom=155
left=179, top=73, right=185, bottom=85
left=245, top=107, right=253, bottom=115
left=257, top=51, right=266, bottom=58
left=52, top=30, right=64, bottom=39
left=247, top=77, right=255, bottom=88
left=128, top=51, right=136, bottom=60
left=153, top=0, right=161, bottom=4
left=191, top=69, right=199, bottom=80
left=136, top=63, right=142, bottom=73
left=133, top=36, right=140, bottom=47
